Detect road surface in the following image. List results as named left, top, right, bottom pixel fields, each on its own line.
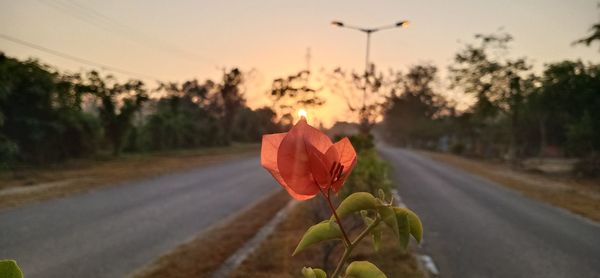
left=379, top=145, right=600, bottom=278
left=0, top=156, right=277, bottom=278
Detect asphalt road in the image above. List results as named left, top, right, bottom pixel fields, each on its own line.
left=0, top=156, right=277, bottom=278
left=379, top=145, right=600, bottom=278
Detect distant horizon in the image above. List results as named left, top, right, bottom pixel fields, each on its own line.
left=2, top=0, right=599, bottom=127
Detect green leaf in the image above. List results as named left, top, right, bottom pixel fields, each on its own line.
left=360, top=212, right=382, bottom=252
left=394, top=207, right=423, bottom=243
left=293, top=220, right=342, bottom=255
left=301, top=267, right=327, bottom=278
left=371, top=227, right=382, bottom=252
left=336, top=192, right=380, bottom=219
left=377, top=206, right=399, bottom=238
left=360, top=211, right=373, bottom=226
left=0, top=260, right=23, bottom=278
left=396, top=213, right=410, bottom=249
left=345, top=261, right=387, bottom=278
left=377, top=188, right=386, bottom=201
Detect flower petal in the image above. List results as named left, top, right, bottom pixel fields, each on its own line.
left=297, top=118, right=334, bottom=153
left=306, top=143, right=332, bottom=188
left=327, top=137, right=357, bottom=192
left=277, top=118, right=332, bottom=196
left=329, top=137, right=357, bottom=171
left=262, top=133, right=315, bottom=200
left=261, top=133, right=286, bottom=173
left=279, top=178, right=316, bottom=200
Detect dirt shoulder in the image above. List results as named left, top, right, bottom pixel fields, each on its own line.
left=231, top=202, right=426, bottom=278
left=422, top=151, right=600, bottom=223
left=130, top=190, right=290, bottom=278
left=0, top=144, right=258, bottom=210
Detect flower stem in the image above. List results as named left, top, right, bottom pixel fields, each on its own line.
left=320, top=189, right=351, bottom=246
left=330, top=216, right=382, bottom=278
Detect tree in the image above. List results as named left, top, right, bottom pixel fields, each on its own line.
left=574, top=5, right=600, bottom=50
left=142, top=80, right=220, bottom=150
left=531, top=61, right=600, bottom=156
left=270, top=70, right=324, bottom=116
left=216, top=68, right=246, bottom=144
left=231, top=107, right=280, bottom=142
left=328, top=64, right=386, bottom=134
left=83, top=71, right=148, bottom=156
left=449, top=32, right=532, bottom=159
left=383, top=64, right=448, bottom=147
left=0, top=53, right=100, bottom=164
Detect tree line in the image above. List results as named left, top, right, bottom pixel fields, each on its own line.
left=380, top=31, right=600, bottom=175
left=2, top=16, right=598, bottom=174
left=0, top=54, right=281, bottom=167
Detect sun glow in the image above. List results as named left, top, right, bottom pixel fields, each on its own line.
left=298, top=109, right=308, bottom=119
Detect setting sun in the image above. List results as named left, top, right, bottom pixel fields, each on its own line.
left=298, top=109, right=308, bottom=119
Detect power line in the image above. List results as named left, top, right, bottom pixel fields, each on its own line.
left=36, top=0, right=217, bottom=65
left=0, top=33, right=162, bottom=80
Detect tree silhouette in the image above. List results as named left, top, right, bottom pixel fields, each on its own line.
left=217, top=68, right=246, bottom=144
left=83, top=71, right=148, bottom=156
left=383, top=64, right=448, bottom=147
left=328, top=64, right=385, bottom=134
left=574, top=6, right=600, bottom=50
left=270, top=70, right=324, bottom=118
left=449, top=32, right=532, bottom=159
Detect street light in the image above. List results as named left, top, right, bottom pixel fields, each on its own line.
left=331, top=20, right=409, bottom=114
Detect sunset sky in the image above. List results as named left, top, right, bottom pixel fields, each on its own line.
left=1, top=0, right=599, bottom=126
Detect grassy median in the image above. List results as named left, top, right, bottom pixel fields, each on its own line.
left=230, top=202, right=426, bottom=277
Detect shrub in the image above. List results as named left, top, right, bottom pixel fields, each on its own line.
left=575, top=155, right=600, bottom=177
left=335, top=134, right=375, bottom=154
left=0, top=135, right=18, bottom=169
left=340, top=149, right=392, bottom=200
left=450, top=142, right=465, bottom=155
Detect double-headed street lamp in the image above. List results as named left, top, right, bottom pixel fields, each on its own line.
left=331, top=20, right=409, bottom=74
left=331, top=20, right=409, bottom=123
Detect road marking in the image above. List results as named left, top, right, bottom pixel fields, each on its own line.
left=211, top=199, right=298, bottom=278
left=419, top=255, right=440, bottom=276
left=391, top=189, right=405, bottom=207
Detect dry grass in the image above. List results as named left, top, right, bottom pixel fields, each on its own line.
left=231, top=203, right=426, bottom=278
left=0, top=144, right=258, bottom=210
left=423, top=151, right=600, bottom=222
left=131, top=190, right=291, bottom=278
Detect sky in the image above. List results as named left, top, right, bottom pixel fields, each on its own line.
left=1, top=0, right=599, bottom=127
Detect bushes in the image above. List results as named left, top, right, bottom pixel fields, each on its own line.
left=337, top=134, right=391, bottom=200
left=0, top=136, right=18, bottom=169
left=450, top=142, right=465, bottom=155
left=333, top=133, right=374, bottom=154
left=140, top=97, right=223, bottom=151
left=0, top=55, right=103, bottom=164
left=340, top=149, right=392, bottom=199
left=575, top=155, right=600, bottom=177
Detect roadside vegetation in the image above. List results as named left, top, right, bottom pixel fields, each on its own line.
left=230, top=202, right=425, bottom=278
left=0, top=56, right=282, bottom=169
left=378, top=22, right=600, bottom=177
left=231, top=133, right=425, bottom=277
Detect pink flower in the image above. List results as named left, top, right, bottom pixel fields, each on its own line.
left=261, top=118, right=357, bottom=200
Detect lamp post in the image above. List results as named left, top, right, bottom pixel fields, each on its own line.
left=331, top=20, right=409, bottom=130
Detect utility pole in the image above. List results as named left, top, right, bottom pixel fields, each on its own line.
left=331, top=20, right=409, bottom=133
